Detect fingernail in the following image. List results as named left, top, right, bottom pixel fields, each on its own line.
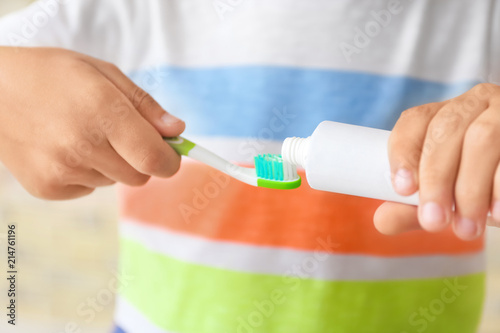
left=492, top=200, right=500, bottom=222
left=420, top=202, right=446, bottom=230
left=161, top=113, right=183, bottom=126
left=394, top=168, right=414, bottom=193
left=455, top=217, right=479, bottom=239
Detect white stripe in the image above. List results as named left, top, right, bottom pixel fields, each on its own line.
left=119, top=0, right=492, bottom=83
left=120, top=218, right=485, bottom=281
left=1, top=0, right=494, bottom=83
left=115, top=296, right=174, bottom=333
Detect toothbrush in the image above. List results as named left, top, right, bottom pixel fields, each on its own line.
left=164, top=136, right=301, bottom=190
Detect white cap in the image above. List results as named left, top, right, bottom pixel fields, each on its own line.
left=281, top=136, right=311, bottom=169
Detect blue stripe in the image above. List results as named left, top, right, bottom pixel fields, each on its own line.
left=130, top=66, right=475, bottom=139
left=112, top=325, right=126, bottom=333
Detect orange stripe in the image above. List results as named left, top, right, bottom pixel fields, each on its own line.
left=119, top=162, right=483, bottom=256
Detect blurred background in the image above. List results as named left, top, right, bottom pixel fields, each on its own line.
left=0, top=1, right=499, bottom=333
left=0, top=165, right=118, bottom=333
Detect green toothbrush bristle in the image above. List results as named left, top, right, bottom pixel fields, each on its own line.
left=253, top=154, right=299, bottom=182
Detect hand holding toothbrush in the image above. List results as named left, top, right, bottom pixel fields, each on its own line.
left=374, top=83, right=500, bottom=240
left=0, top=47, right=185, bottom=199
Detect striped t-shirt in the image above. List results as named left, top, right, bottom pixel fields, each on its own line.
left=2, top=0, right=499, bottom=332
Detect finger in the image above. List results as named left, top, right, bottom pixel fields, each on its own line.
left=453, top=104, right=500, bottom=240
left=418, top=96, right=488, bottom=232
left=51, top=186, right=95, bottom=200
left=22, top=158, right=95, bottom=200
left=83, top=57, right=185, bottom=137
left=92, top=142, right=151, bottom=186
left=389, top=103, right=443, bottom=196
left=31, top=183, right=94, bottom=201
left=69, top=64, right=182, bottom=179
left=103, top=94, right=182, bottom=178
left=374, top=202, right=421, bottom=235
left=67, top=169, right=116, bottom=188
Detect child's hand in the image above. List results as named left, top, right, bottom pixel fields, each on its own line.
left=374, top=83, right=500, bottom=240
left=0, top=47, right=185, bottom=200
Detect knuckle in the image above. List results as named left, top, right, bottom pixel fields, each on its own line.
left=399, top=108, right=415, bottom=119
left=413, top=103, right=439, bottom=114
left=438, top=103, right=464, bottom=121
left=465, top=121, right=499, bottom=147
left=138, top=149, right=165, bottom=175
left=427, top=108, right=463, bottom=143
left=400, top=105, right=427, bottom=119
left=404, top=148, right=422, bottom=169
left=109, top=100, right=133, bottom=121
left=102, top=61, right=120, bottom=73
left=32, top=174, right=63, bottom=199
left=130, top=86, right=153, bottom=110
left=461, top=96, right=481, bottom=112
left=83, top=83, right=115, bottom=111
left=421, top=140, right=435, bottom=156
left=458, top=84, right=492, bottom=111
left=60, top=145, right=87, bottom=168
left=61, top=54, right=88, bottom=70
left=56, top=135, right=78, bottom=152
left=471, top=82, right=499, bottom=98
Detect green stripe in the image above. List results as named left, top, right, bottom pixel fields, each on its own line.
left=120, top=239, right=485, bottom=333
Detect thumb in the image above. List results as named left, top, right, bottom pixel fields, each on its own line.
left=138, top=100, right=186, bottom=138
left=84, top=57, right=185, bottom=137
left=374, top=201, right=422, bottom=235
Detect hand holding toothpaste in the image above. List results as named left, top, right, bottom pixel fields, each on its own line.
left=375, top=83, right=500, bottom=240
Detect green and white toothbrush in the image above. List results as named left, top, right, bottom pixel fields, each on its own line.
left=164, top=136, right=301, bottom=190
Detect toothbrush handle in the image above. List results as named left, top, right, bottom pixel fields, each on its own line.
left=164, top=136, right=257, bottom=185
left=163, top=136, right=196, bottom=156
left=164, top=136, right=234, bottom=174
